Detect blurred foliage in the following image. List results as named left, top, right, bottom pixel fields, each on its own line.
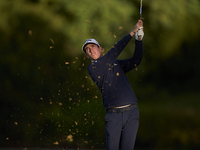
left=0, top=0, right=200, bottom=149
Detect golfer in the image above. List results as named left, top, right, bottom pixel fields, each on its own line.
left=82, top=20, right=144, bottom=150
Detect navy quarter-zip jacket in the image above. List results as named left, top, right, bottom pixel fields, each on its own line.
left=87, top=34, right=143, bottom=109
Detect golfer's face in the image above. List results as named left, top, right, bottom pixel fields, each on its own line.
left=85, top=44, right=102, bottom=60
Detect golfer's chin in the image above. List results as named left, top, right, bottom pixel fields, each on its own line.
left=91, top=55, right=100, bottom=60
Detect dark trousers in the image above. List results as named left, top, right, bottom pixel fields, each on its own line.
left=105, top=105, right=139, bottom=150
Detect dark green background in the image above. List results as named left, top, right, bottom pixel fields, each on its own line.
left=1, top=0, right=200, bottom=149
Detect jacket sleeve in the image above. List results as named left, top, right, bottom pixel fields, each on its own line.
left=118, top=40, right=143, bottom=73
left=99, top=34, right=133, bottom=65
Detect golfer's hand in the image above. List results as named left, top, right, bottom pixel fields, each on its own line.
left=133, top=20, right=143, bottom=32
left=130, top=20, right=143, bottom=36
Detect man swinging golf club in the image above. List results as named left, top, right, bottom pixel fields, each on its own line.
left=82, top=19, right=144, bottom=150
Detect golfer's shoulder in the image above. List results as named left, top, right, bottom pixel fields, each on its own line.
left=87, top=61, right=98, bottom=72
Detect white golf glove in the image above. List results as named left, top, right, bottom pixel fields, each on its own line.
left=135, top=27, right=144, bottom=41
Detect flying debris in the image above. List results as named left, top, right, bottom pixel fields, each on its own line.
left=53, top=141, right=59, bottom=145
left=86, top=20, right=91, bottom=23
left=50, top=38, right=55, bottom=45
left=50, top=38, right=55, bottom=49
left=67, top=134, right=73, bottom=142
left=28, top=30, right=32, bottom=36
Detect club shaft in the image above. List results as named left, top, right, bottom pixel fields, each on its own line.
left=140, top=0, right=142, bottom=19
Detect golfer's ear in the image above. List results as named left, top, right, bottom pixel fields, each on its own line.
left=100, top=47, right=104, bottom=53
left=100, top=46, right=103, bottom=52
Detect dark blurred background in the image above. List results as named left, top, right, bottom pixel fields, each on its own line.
left=1, top=0, right=200, bottom=149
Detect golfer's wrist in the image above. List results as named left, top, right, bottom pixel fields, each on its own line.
left=130, top=30, right=137, bottom=36
left=130, top=31, right=135, bottom=36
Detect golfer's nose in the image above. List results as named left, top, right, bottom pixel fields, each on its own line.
left=90, top=47, right=95, bottom=53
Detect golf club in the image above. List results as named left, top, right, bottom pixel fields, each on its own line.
left=140, top=0, right=143, bottom=19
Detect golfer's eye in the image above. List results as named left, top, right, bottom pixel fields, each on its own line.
left=85, top=47, right=90, bottom=52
